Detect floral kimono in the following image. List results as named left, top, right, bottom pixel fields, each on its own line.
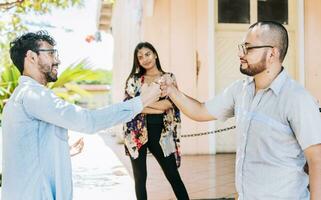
left=123, top=72, right=182, bottom=167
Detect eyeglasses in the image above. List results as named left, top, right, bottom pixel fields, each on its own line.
left=238, top=43, right=273, bottom=55
left=35, top=48, right=59, bottom=59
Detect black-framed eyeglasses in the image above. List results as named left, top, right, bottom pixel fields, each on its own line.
left=238, top=44, right=273, bottom=55
left=35, top=48, right=59, bottom=59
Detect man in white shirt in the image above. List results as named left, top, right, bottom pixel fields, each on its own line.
left=1, top=31, right=161, bottom=200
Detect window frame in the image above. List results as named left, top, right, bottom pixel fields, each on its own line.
left=215, top=0, right=295, bottom=31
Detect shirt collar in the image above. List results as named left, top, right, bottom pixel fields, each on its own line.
left=243, top=67, right=288, bottom=96
left=268, top=67, right=288, bottom=96
left=19, top=76, right=45, bottom=88
left=245, top=76, right=254, bottom=85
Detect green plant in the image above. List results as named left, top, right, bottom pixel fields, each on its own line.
left=76, top=69, right=112, bottom=85
left=49, top=60, right=110, bottom=103
left=0, top=65, right=20, bottom=117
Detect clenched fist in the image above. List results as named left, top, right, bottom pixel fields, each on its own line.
left=159, top=74, right=176, bottom=98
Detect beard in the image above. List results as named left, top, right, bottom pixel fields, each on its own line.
left=44, top=69, right=58, bottom=82
left=240, top=52, right=267, bottom=76
left=39, top=62, right=58, bottom=83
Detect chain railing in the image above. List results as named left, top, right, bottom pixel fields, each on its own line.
left=181, top=125, right=236, bottom=138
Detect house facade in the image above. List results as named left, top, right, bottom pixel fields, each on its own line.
left=98, top=0, right=321, bottom=154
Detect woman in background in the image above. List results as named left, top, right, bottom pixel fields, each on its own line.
left=123, top=42, right=189, bottom=200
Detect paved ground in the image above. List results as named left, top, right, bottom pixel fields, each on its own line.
left=0, top=128, right=237, bottom=200
left=70, top=130, right=136, bottom=200
left=0, top=129, right=136, bottom=200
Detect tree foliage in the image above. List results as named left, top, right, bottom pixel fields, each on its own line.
left=0, top=0, right=84, bottom=69
left=0, top=0, right=83, bottom=42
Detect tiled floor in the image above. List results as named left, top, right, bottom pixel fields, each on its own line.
left=100, top=132, right=237, bottom=200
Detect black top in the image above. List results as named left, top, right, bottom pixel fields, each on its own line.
left=146, top=114, right=164, bottom=125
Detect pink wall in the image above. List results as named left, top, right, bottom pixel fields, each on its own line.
left=141, top=0, right=213, bottom=154
left=142, top=0, right=171, bottom=71
left=305, top=1, right=321, bottom=103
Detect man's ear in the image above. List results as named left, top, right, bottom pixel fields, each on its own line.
left=26, top=50, right=37, bottom=62
left=271, top=48, right=280, bottom=61
left=267, top=47, right=277, bottom=64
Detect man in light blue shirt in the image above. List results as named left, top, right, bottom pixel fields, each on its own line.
left=1, top=31, right=161, bottom=200
left=161, top=21, right=321, bottom=199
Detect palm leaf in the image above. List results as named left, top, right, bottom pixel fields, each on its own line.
left=63, top=83, right=91, bottom=97
left=49, top=59, right=102, bottom=89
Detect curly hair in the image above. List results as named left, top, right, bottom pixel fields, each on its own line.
left=9, top=30, right=56, bottom=74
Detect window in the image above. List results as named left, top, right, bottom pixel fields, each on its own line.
left=258, top=0, right=288, bottom=24
left=218, top=0, right=250, bottom=24
left=218, top=0, right=288, bottom=25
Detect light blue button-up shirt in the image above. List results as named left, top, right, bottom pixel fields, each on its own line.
left=1, top=76, right=143, bottom=200
left=206, top=69, right=321, bottom=199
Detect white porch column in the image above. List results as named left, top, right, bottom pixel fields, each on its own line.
left=110, top=0, right=143, bottom=139
left=208, top=0, right=216, bottom=154
left=111, top=0, right=143, bottom=103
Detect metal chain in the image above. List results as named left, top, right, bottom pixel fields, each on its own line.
left=181, top=125, right=236, bottom=138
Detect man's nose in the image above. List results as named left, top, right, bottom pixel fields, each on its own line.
left=55, top=58, right=61, bottom=65
left=238, top=50, right=245, bottom=58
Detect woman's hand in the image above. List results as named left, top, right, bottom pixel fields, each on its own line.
left=159, top=74, right=177, bottom=98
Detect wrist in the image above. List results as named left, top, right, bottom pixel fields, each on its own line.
left=168, top=86, right=178, bottom=98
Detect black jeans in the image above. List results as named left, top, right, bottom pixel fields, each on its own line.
left=130, top=114, right=189, bottom=200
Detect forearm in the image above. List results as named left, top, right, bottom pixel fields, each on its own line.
left=148, top=99, right=172, bottom=111
left=304, top=144, right=321, bottom=200
left=142, top=107, right=164, bottom=114
left=83, top=97, right=143, bottom=133
left=168, top=87, right=216, bottom=121
left=308, top=161, right=321, bottom=199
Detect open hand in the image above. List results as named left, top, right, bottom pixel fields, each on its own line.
left=70, top=137, right=84, bottom=157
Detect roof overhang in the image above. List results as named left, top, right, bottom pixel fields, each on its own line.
left=97, top=0, right=113, bottom=32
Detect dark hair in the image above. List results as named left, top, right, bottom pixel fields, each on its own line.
left=125, top=42, right=165, bottom=86
left=9, top=30, right=56, bottom=74
left=249, top=21, right=288, bottom=62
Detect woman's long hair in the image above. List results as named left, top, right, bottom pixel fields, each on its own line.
left=125, top=42, right=165, bottom=87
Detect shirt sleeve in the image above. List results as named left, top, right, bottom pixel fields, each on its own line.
left=205, top=80, right=241, bottom=121
left=22, top=86, right=143, bottom=134
left=288, top=89, right=321, bottom=150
